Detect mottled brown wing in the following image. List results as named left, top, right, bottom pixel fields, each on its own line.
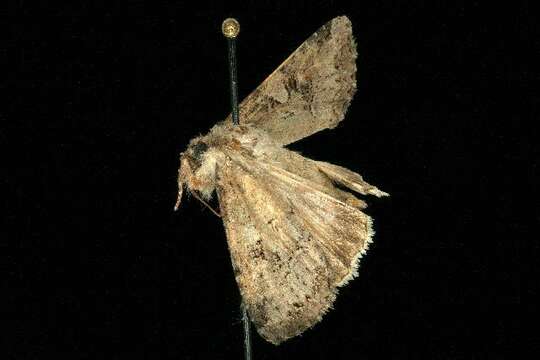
left=216, top=155, right=373, bottom=344
left=222, top=16, right=357, bottom=146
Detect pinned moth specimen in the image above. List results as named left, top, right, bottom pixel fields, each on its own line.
left=175, top=16, right=388, bottom=345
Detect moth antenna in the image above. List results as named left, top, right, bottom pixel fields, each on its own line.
left=223, top=17, right=252, bottom=360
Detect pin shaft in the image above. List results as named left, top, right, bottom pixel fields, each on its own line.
left=242, top=302, right=252, bottom=360
left=222, top=18, right=251, bottom=359
left=227, top=37, right=240, bottom=125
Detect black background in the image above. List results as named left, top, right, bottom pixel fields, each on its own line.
left=5, top=1, right=537, bottom=359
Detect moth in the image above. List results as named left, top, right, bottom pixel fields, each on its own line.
left=175, top=16, right=388, bottom=344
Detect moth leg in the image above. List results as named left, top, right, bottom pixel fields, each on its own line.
left=190, top=190, right=222, bottom=217
left=174, top=152, right=185, bottom=211
left=174, top=183, right=183, bottom=211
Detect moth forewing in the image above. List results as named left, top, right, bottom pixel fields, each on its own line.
left=216, top=153, right=379, bottom=344
left=221, top=16, right=357, bottom=146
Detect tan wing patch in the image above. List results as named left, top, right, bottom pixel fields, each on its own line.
left=222, top=16, right=357, bottom=145
left=217, top=155, right=374, bottom=344
left=316, top=161, right=390, bottom=198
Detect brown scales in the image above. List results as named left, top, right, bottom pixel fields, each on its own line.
left=175, top=16, right=389, bottom=344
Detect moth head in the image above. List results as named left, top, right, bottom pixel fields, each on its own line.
left=175, top=139, right=220, bottom=210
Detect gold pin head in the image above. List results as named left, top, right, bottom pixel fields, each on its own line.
left=222, top=18, right=240, bottom=38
